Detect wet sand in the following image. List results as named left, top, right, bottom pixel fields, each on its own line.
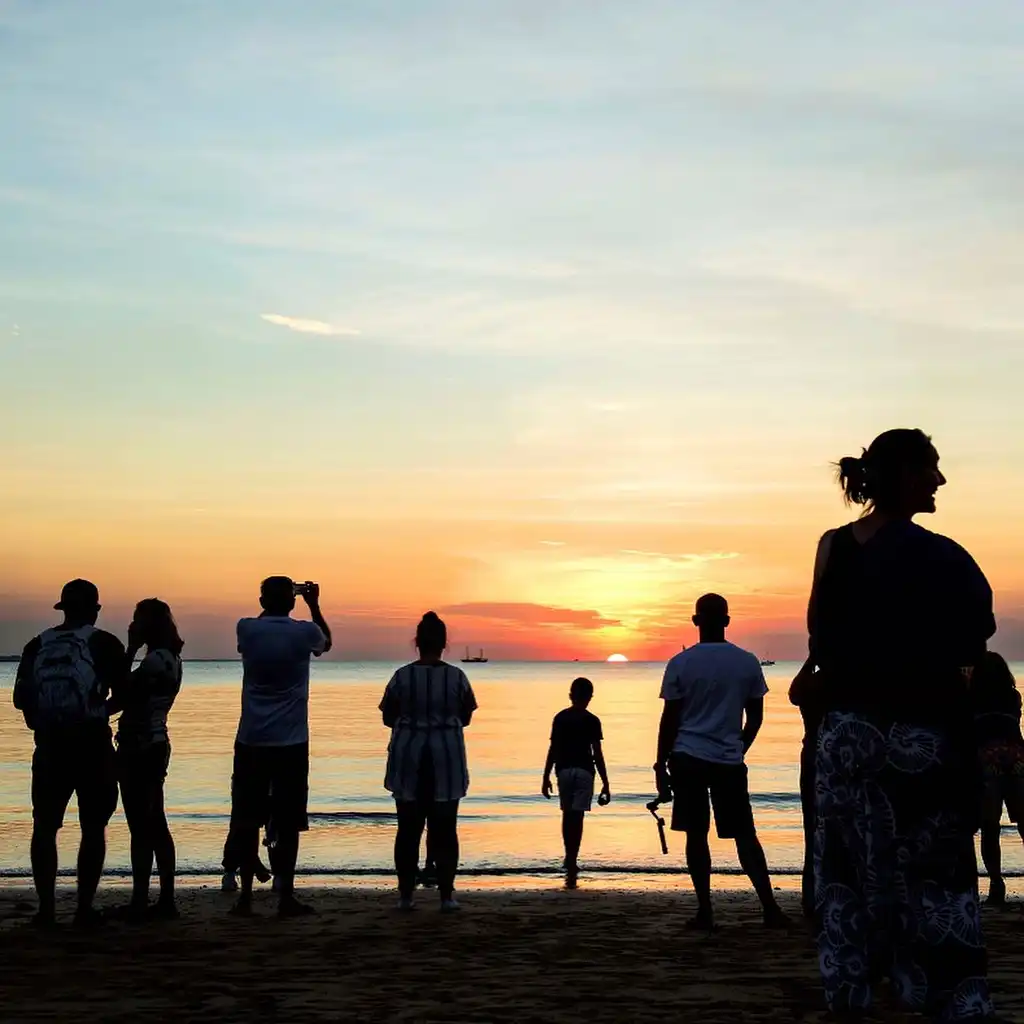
left=1, top=887, right=1023, bottom=1022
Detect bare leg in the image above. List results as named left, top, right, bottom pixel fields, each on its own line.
left=736, top=831, right=787, bottom=925
left=151, top=786, right=176, bottom=909
left=30, top=827, right=58, bottom=923
left=562, top=811, right=585, bottom=879
left=685, top=830, right=714, bottom=926
left=980, top=823, right=1005, bottom=904
left=77, top=825, right=106, bottom=916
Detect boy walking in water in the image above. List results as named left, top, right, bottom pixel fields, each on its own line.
left=655, top=593, right=788, bottom=930
left=542, top=677, right=610, bottom=889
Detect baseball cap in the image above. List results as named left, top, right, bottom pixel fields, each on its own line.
left=54, top=579, right=100, bottom=611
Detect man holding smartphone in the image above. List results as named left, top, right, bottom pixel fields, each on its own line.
left=228, top=576, right=331, bottom=917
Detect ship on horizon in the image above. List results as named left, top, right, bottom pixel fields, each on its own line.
left=461, top=647, right=489, bottom=664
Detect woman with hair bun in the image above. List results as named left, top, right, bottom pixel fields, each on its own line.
left=805, top=429, right=997, bottom=1019
left=380, top=612, right=478, bottom=912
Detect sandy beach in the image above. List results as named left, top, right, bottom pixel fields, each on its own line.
left=0, top=887, right=1021, bottom=1022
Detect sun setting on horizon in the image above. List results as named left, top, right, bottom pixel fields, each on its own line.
left=606, top=654, right=629, bottom=663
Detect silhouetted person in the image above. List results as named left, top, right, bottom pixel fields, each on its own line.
left=655, top=593, right=787, bottom=931
left=971, top=651, right=1024, bottom=906
left=109, top=599, right=183, bottom=920
left=807, top=429, right=995, bottom=1018
left=12, top=580, right=126, bottom=926
left=227, top=577, right=331, bottom=917
left=788, top=657, right=822, bottom=919
left=542, top=676, right=610, bottom=889
left=380, top=612, right=477, bottom=912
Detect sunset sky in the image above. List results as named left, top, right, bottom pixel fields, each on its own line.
left=2, top=1, right=1022, bottom=660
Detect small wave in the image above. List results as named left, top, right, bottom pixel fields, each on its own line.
left=2, top=864, right=1022, bottom=879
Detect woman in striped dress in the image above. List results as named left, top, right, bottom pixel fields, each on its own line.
left=380, top=612, right=477, bottom=911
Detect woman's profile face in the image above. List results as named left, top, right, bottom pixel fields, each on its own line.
left=904, top=446, right=946, bottom=514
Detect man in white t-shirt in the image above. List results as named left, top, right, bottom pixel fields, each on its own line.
left=655, top=593, right=787, bottom=931
left=227, top=576, right=331, bottom=918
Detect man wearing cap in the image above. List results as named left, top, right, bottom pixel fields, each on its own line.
left=13, top=580, right=127, bottom=926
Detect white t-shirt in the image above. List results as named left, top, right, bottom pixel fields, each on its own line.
left=659, top=642, right=768, bottom=765
left=235, top=616, right=327, bottom=747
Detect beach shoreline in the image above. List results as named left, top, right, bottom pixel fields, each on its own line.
left=2, top=887, right=1023, bottom=1022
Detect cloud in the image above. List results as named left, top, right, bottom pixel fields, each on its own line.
left=440, top=602, right=621, bottom=630
left=619, top=549, right=740, bottom=564
left=260, top=313, right=360, bottom=336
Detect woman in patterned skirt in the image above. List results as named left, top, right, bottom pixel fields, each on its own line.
left=806, top=429, right=997, bottom=1020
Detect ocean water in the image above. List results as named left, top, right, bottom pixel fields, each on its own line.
left=1, top=660, right=1022, bottom=881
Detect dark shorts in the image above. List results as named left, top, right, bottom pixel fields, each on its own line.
left=231, top=742, right=309, bottom=834
left=32, top=727, right=118, bottom=832
left=117, top=742, right=171, bottom=816
left=669, top=752, right=755, bottom=839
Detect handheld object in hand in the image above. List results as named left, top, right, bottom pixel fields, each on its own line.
left=646, top=799, right=669, bottom=855
left=293, top=581, right=314, bottom=597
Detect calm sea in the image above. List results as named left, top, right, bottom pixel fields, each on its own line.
left=1, top=660, right=1022, bottom=882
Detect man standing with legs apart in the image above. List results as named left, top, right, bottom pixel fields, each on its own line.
left=655, top=593, right=788, bottom=931
left=13, top=580, right=126, bottom=927
left=228, top=577, right=331, bottom=918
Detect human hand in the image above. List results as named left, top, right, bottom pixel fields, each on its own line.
left=542, top=776, right=553, bottom=799
left=654, top=762, right=673, bottom=803
left=301, top=582, right=320, bottom=606
left=127, top=620, right=145, bottom=652
left=598, top=785, right=611, bottom=806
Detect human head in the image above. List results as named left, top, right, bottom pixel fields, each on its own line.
left=54, top=579, right=101, bottom=627
left=132, top=599, right=184, bottom=655
left=836, top=428, right=945, bottom=518
left=260, top=576, right=296, bottom=616
left=569, top=676, right=594, bottom=706
left=415, top=611, right=447, bottom=659
left=692, top=593, right=730, bottom=634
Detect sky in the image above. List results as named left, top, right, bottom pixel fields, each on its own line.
left=1, top=1, right=1023, bottom=660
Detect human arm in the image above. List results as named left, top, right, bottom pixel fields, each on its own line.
left=788, top=657, right=818, bottom=708
left=593, top=739, right=610, bottom=800
left=542, top=740, right=555, bottom=798
left=742, top=661, right=769, bottom=752
left=806, top=529, right=836, bottom=654
left=742, top=698, right=764, bottom=752
left=12, top=638, right=41, bottom=729
left=458, top=673, right=477, bottom=726
left=379, top=674, right=399, bottom=728
left=107, top=623, right=144, bottom=715
left=301, top=584, right=332, bottom=655
left=91, top=631, right=128, bottom=716
left=656, top=698, right=682, bottom=800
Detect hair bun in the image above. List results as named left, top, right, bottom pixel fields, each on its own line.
left=838, top=455, right=862, bottom=475
left=421, top=611, right=439, bottom=622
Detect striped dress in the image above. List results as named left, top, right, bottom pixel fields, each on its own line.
left=381, top=662, right=477, bottom=803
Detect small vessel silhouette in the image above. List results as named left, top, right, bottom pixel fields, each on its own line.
left=461, top=647, right=489, bottom=664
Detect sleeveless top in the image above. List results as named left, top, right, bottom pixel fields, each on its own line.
left=809, top=520, right=994, bottom=723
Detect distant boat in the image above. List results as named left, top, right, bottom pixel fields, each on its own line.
left=760, top=657, right=775, bottom=667
left=462, top=647, right=489, bottom=664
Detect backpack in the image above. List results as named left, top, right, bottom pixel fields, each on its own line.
left=31, top=627, right=105, bottom=727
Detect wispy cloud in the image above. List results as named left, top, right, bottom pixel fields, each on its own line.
left=440, top=602, right=621, bottom=630
left=260, top=313, right=360, bottom=336
left=619, top=550, right=740, bottom=564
